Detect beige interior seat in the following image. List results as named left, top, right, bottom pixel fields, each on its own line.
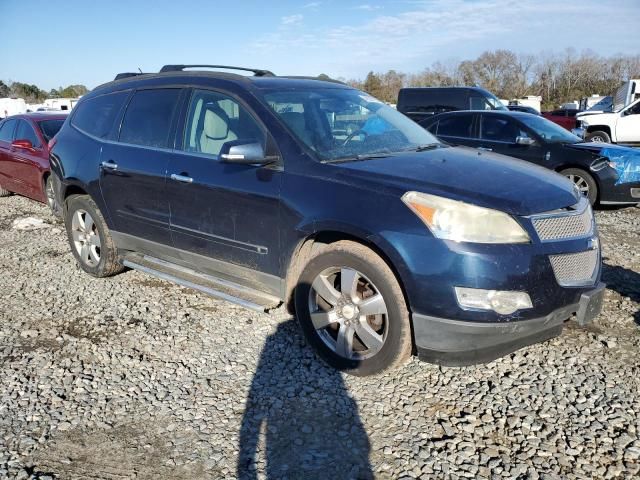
left=200, top=106, right=237, bottom=156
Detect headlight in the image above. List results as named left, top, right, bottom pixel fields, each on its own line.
left=402, top=191, right=530, bottom=244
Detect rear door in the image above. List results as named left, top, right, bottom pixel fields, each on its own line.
left=167, top=87, right=282, bottom=292
left=0, top=119, right=18, bottom=191
left=99, top=88, right=184, bottom=246
left=478, top=114, right=543, bottom=164
left=10, top=119, right=46, bottom=199
left=430, top=113, right=478, bottom=147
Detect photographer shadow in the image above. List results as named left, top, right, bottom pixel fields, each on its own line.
left=237, top=319, right=373, bottom=480
left=602, top=260, right=640, bottom=325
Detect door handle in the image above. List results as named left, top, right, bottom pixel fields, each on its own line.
left=170, top=173, right=193, bottom=184
left=101, top=160, right=118, bottom=170
left=477, top=147, right=493, bottom=152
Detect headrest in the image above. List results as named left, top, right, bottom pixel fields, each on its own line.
left=203, top=106, right=230, bottom=140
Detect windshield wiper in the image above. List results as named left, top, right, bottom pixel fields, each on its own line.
left=323, top=152, right=393, bottom=163
left=413, top=143, right=445, bottom=152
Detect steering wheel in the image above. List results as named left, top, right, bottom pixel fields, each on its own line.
left=342, top=129, right=368, bottom=146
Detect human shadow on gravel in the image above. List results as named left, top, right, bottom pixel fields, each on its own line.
left=237, top=320, right=373, bottom=480
left=602, top=259, right=640, bottom=325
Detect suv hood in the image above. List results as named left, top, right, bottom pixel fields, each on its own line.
left=330, top=146, right=579, bottom=216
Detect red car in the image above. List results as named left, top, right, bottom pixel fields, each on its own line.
left=0, top=112, right=67, bottom=210
left=541, top=109, right=580, bottom=131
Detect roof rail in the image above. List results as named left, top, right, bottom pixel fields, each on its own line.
left=114, top=72, right=145, bottom=81
left=159, top=64, right=275, bottom=77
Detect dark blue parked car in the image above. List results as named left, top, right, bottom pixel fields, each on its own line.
left=50, top=65, right=605, bottom=375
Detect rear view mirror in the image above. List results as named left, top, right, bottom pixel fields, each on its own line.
left=220, top=140, right=273, bottom=165
left=515, top=136, right=535, bottom=146
left=12, top=139, right=35, bottom=151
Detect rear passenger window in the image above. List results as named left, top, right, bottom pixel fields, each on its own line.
left=183, top=90, right=264, bottom=158
left=72, top=91, right=129, bottom=139
left=437, top=116, right=473, bottom=138
left=481, top=116, right=526, bottom=143
left=120, top=89, right=181, bottom=148
left=0, top=119, right=16, bottom=142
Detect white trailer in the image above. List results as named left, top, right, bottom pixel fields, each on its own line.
left=0, top=98, right=27, bottom=118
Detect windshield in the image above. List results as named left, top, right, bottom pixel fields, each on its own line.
left=519, top=115, right=582, bottom=144
left=263, top=88, right=440, bottom=161
left=486, top=93, right=508, bottom=111
left=38, top=119, right=65, bottom=141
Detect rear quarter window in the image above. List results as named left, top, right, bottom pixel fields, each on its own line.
left=437, top=115, right=474, bottom=138
left=119, top=89, right=181, bottom=149
left=71, top=91, right=129, bottom=139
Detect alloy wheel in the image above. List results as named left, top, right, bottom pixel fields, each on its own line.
left=308, top=267, right=388, bottom=360
left=71, top=209, right=101, bottom=267
left=567, top=174, right=590, bottom=197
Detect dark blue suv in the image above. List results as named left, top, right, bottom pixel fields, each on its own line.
left=50, top=65, right=605, bottom=375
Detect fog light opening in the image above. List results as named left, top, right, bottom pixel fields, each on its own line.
left=455, top=287, right=533, bottom=315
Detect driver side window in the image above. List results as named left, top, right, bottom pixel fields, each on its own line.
left=481, top=116, right=527, bottom=143
left=627, top=102, right=640, bottom=115
left=184, top=90, right=264, bottom=159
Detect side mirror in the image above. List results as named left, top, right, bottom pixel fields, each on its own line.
left=11, top=139, right=35, bottom=151
left=219, top=140, right=273, bottom=165
left=515, top=136, right=535, bottom=146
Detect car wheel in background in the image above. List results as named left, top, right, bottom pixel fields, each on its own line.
left=64, top=194, right=125, bottom=278
left=585, top=130, right=611, bottom=143
left=560, top=168, right=598, bottom=206
left=0, top=185, right=11, bottom=197
left=44, top=176, right=60, bottom=216
left=294, top=240, right=412, bottom=376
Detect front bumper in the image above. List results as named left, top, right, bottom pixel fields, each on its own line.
left=413, top=282, right=605, bottom=366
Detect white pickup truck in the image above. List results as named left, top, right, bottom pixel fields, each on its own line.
left=574, top=98, right=640, bottom=146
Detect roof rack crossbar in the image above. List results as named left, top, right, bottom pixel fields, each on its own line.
left=159, top=64, right=275, bottom=77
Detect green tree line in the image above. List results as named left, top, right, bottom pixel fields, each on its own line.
left=0, top=80, right=88, bottom=103
left=347, top=49, right=640, bottom=110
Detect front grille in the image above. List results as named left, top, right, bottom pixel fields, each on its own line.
left=549, top=249, right=598, bottom=286
left=532, top=201, right=593, bottom=241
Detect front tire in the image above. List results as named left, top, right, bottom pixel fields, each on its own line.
left=560, top=168, right=598, bottom=206
left=44, top=176, right=61, bottom=217
left=294, top=240, right=412, bottom=376
left=0, top=185, right=11, bottom=197
left=585, top=130, right=611, bottom=143
left=64, top=195, right=124, bottom=278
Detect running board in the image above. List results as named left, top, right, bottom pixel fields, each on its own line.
left=122, top=254, right=281, bottom=313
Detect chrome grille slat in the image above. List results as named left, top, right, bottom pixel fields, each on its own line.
left=548, top=250, right=598, bottom=286
left=532, top=203, right=593, bottom=241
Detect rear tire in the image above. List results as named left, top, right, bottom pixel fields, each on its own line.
left=0, top=185, right=11, bottom=197
left=294, top=240, right=412, bottom=376
left=560, top=168, right=598, bottom=206
left=585, top=130, right=611, bottom=143
left=64, top=195, right=124, bottom=278
left=44, top=176, right=61, bottom=218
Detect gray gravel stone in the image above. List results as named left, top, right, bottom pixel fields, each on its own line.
left=0, top=197, right=639, bottom=479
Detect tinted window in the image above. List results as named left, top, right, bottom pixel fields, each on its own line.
left=436, top=115, right=474, bottom=138
left=15, top=120, right=41, bottom=147
left=481, top=116, right=527, bottom=143
left=38, top=119, right=65, bottom=142
left=0, top=119, right=17, bottom=142
left=398, top=90, right=461, bottom=114
left=183, top=90, right=264, bottom=158
left=551, top=110, right=565, bottom=117
left=72, top=91, right=129, bottom=138
left=120, top=89, right=181, bottom=148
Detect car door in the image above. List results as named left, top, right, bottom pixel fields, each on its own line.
left=167, top=88, right=282, bottom=291
left=478, top=114, right=544, bottom=164
left=0, top=119, right=18, bottom=191
left=10, top=119, right=46, bottom=199
left=99, top=88, right=184, bottom=247
left=615, top=101, right=640, bottom=143
left=430, top=113, right=478, bottom=147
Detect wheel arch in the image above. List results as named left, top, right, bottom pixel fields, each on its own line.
left=284, top=226, right=413, bottom=324
left=586, top=125, right=612, bottom=138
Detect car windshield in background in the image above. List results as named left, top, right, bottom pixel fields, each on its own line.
left=263, top=89, right=440, bottom=162
left=519, top=115, right=582, bottom=144
left=38, top=119, right=65, bottom=142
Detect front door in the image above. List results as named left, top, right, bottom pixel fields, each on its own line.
left=167, top=88, right=282, bottom=292
left=99, top=88, right=183, bottom=247
left=616, top=102, right=640, bottom=144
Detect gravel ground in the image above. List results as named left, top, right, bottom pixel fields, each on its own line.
left=0, top=195, right=639, bottom=480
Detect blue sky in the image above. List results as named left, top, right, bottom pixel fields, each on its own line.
left=1, top=0, right=638, bottom=90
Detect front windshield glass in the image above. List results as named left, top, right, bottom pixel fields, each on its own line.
left=487, top=93, right=508, bottom=111
left=519, top=115, right=582, bottom=144
left=263, top=88, right=440, bottom=161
